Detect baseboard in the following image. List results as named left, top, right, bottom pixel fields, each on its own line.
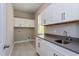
left=8, top=40, right=35, bottom=56
left=9, top=43, right=14, bottom=56
left=14, top=40, right=35, bottom=44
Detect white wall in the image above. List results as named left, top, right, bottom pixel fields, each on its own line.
left=45, top=23, right=79, bottom=38
left=14, top=10, right=35, bottom=19
left=35, top=4, right=50, bottom=35
left=14, top=27, right=35, bottom=41
left=14, top=10, right=35, bottom=42
left=5, top=3, right=14, bottom=55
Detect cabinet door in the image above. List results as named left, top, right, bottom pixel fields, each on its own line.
left=28, top=20, right=35, bottom=27
left=52, top=50, right=63, bottom=56
left=24, top=20, right=29, bottom=27
left=41, top=4, right=79, bottom=25
left=41, top=4, right=55, bottom=25
left=41, top=4, right=54, bottom=25
left=14, top=18, right=21, bottom=27
left=41, top=10, right=48, bottom=25
left=40, top=39, right=54, bottom=56
left=40, top=39, right=63, bottom=56
left=14, top=18, right=35, bottom=27
left=41, top=4, right=63, bottom=25
left=14, top=18, right=24, bottom=27
left=36, top=37, right=41, bottom=55
left=36, top=38, right=78, bottom=56
left=63, top=4, right=79, bottom=21
left=41, top=39, right=63, bottom=56
left=14, top=19, right=19, bottom=27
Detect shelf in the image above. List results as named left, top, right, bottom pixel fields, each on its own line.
left=14, top=27, right=35, bottom=29
left=44, top=19, right=79, bottom=26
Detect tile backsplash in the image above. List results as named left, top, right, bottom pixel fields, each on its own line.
left=45, top=22, right=79, bottom=38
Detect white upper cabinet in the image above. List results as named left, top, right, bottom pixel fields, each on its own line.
left=14, top=17, right=35, bottom=27
left=63, top=4, right=79, bottom=21
left=41, top=4, right=64, bottom=25
left=41, top=3, right=79, bottom=25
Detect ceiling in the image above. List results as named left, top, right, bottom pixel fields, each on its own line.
left=13, top=3, right=43, bottom=14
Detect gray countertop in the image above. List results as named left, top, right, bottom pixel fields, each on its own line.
left=36, top=34, right=79, bottom=54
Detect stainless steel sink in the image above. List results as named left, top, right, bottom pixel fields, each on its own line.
left=55, top=39, right=71, bottom=44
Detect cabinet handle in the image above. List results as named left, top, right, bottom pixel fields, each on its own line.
left=54, top=53, right=58, bottom=56
left=38, top=43, right=40, bottom=48
left=54, top=53, right=55, bottom=56
left=3, top=45, right=10, bottom=49
left=61, top=12, right=65, bottom=20
left=44, top=19, right=46, bottom=24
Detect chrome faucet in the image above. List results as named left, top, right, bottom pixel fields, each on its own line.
left=63, top=31, right=72, bottom=41
left=63, top=31, right=68, bottom=40
left=61, top=31, right=68, bottom=44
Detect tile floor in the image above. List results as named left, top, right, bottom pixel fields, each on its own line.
left=11, top=41, right=37, bottom=56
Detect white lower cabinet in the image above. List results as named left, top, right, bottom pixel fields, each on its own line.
left=36, top=37, right=79, bottom=56
left=40, top=39, right=63, bottom=56
left=40, top=39, right=53, bottom=56
left=36, top=37, right=41, bottom=55
left=36, top=37, right=63, bottom=56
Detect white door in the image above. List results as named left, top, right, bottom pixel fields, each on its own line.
left=0, top=3, right=7, bottom=56
left=0, top=3, right=14, bottom=56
